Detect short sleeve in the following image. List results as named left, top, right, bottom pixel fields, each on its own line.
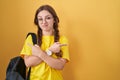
left=60, top=36, right=70, bottom=62
left=20, top=35, right=33, bottom=56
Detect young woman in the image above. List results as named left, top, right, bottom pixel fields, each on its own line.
left=20, top=5, right=70, bottom=80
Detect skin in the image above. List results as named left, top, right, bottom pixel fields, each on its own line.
left=24, top=10, right=67, bottom=70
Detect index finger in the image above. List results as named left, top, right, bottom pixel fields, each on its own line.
left=59, top=44, right=67, bottom=47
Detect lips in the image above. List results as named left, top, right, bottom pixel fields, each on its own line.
left=42, top=25, right=48, bottom=27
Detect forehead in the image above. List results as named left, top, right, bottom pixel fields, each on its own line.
left=37, top=10, right=52, bottom=17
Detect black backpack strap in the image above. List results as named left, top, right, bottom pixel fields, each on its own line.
left=26, top=32, right=37, bottom=80
left=26, top=32, right=37, bottom=45
left=26, top=67, right=31, bottom=80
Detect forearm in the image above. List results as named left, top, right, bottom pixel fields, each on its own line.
left=28, top=44, right=66, bottom=69
left=38, top=52, right=66, bottom=70
left=24, top=55, right=42, bottom=67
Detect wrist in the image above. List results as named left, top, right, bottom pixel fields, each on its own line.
left=46, top=49, right=52, bottom=56
left=37, top=50, right=45, bottom=58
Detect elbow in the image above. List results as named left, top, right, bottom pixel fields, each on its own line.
left=24, top=60, right=31, bottom=67
left=51, top=60, right=66, bottom=70
left=57, top=66, right=64, bottom=70
left=52, top=65, right=64, bottom=70
left=24, top=56, right=32, bottom=67
left=25, top=63, right=30, bottom=67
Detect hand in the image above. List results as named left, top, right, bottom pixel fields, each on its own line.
left=27, top=43, right=43, bottom=57
left=49, top=42, right=67, bottom=53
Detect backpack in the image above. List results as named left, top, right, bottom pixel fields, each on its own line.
left=6, top=33, right=37, bottom=80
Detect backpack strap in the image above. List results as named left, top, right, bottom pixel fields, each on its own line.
left=26, top=32, right=37, bottom=80
left=27, top=68, right=31, bottom=80
left=26, top=32, right=37, bottom=45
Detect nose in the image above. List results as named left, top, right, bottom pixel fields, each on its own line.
left=42, top=19, right=47, bottom=24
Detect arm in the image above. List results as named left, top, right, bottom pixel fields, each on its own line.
left=31, top=43, right=67, bottom=70
left=38, top=52, right=67, bottom=70
left=21, top=35, right=43, bottom=67
left=24, top=55, right=42, bottom=67
left=23, top=44, right=43, bottom=67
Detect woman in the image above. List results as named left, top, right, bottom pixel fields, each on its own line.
left=20, top=5, right=70, bottom=80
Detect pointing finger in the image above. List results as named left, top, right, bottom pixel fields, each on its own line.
left=59, top=44, right=67, bottom=47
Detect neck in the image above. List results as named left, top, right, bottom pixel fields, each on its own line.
left=42, top=30, right=53, bottom=36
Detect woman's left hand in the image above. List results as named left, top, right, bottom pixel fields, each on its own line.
left=48, top=42, right=67, bottom=53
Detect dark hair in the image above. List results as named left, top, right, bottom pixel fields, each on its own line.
left=34, top=5, right=62, bottom=57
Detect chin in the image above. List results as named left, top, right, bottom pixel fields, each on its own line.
left=43, top=29, right=50, bottom=31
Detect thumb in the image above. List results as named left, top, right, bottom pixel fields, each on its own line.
left=34, top=44, right=40, bottom=47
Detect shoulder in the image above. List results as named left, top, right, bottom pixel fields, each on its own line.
left=26, top=32, right=37, bottom=40
left=60, top=35, right=67, bottom=39
left=59, top=35, right=69, bottom=43
left=26, top=34, right=32, bottom=41
left=24, top=33, right=35, bottom=44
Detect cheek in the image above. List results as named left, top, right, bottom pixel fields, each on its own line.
left=38, top=22, right=42, bottom=28
left=49, top=23, right=54, bottom=29
left=38, top=20, right=42, bottom=25
left=49, top=20, right=54, bottom=26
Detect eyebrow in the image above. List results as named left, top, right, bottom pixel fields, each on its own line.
left=37, top=15, right=52, bottom=18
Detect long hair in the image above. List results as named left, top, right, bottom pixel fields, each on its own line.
left=34, top=5, right=62, bottom=57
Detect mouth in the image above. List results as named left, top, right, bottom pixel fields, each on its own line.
left=43, top=25, right=48, bottom=27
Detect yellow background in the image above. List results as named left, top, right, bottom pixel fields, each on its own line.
left=0, top=0, right=120, bottom=80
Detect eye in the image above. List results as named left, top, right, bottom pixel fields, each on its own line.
left=46, top=16, right=52, bottom=20
left=38, top=18, right=43, bottom=21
